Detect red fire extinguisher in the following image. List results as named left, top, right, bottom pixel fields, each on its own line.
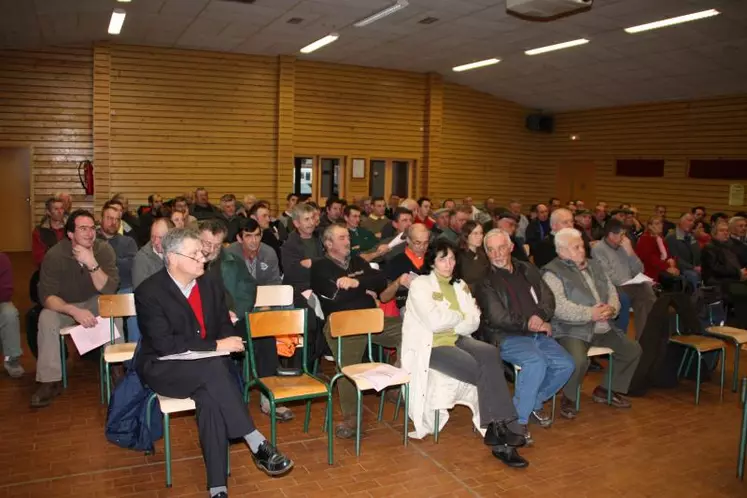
left=78, top=160, right=94, bottom=195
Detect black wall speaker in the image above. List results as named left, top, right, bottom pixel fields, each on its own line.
left=526, top=114, right=554, bottom=133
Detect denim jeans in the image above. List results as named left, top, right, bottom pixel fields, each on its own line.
left=0, top=302, right=22, bottom=358
left=681, top=269, right=701, bottom=291
left=615, top=290, right=632, bottom=334
left=499, top=333, right=575, bottom=424
left=119, top=287, right=140, bottom=343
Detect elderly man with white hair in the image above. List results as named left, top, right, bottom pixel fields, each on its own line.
left=542, top=228, right=642, bottom=420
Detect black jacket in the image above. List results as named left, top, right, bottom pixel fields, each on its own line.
left=730, top=237, right=747, bottom=268
left=532, top=234, right=557, bottom=268
left=135, top=269, right=234, bottom=376
left=702, top=240, right=742, bottom=286
left=525, top=219, right=550, bottom=251
left=473, top=259, right=555, bottom=345
left=310, top=255, right=387, bottom=317
left=281, top=231, right=323, bottom=295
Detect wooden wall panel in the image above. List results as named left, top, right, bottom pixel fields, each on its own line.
left=108, top=45, right=279, bottom=208
left=93, top=44, right=111, bottom=211
left=294, top=61, right=428, bottom=201
left=547, top=95, right=747, bottom=218
left=440, top=83, right=549, bottom=208
left=0, top=47, right=93, bottom=221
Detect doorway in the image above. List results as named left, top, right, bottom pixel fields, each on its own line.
left=293, top=156, right=346, bottom=205
left=0, top=147, right=32, bottom=252
left=369, top=159, right=414, bottom=199
left=556, top=160, right=596, bottom=207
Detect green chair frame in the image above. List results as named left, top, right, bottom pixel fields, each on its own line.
left=574, top=347, right=614, bottom=412
left=244, top=308, right=334, bottom=464
left=672, top=314, right=726, bottom=405
left=738, top=377, right=747, bottom=480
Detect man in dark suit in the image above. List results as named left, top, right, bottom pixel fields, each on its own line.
left=135, top=228, right=292, bottom=498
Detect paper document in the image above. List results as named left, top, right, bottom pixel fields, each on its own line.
left=621, top=273, right=654, bottom=286
left=387, top=233, right=406, bottom=249
left=350, top=363, right=409, bottom=392
left=69, top=317, right=121, bottom=355
left=158, top=350, right=230, bottom=361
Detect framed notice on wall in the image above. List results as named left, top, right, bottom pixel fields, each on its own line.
left=352, top=158, right=366, bottom=179
left=729, top=184, right=744, bottom=206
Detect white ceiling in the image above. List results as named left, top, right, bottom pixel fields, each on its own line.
left=2, top=0, right=747, bottom=111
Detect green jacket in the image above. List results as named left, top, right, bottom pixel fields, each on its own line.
left=219, top=249, right=257, bottom=320
left=349, top=227, right=379, bottom=256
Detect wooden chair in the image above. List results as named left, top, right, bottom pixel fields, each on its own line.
left=670, top=314, right=726, bottom=405
left=704, top=326, right=747, bottom=392
left=245, top=308, right=333, bottom=464
left=145, top=394, right=230, bottom=488
left=327, top=308, right=411, bottom=457
left=99, top=294, right=137, bottom=403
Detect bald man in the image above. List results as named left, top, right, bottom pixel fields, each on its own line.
left=379, top=224, right=431, bottom=312
left=132, top=217, right=174, bottom=290
left=532, top=208, right=574, bottom=268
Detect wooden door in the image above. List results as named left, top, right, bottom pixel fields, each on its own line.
left=0, top=147, right=32, bottom=252
left=556, top=160, right=596, bottom=206
left=368, top=159, right=415, bottom=199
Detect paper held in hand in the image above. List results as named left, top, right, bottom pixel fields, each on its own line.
left=387, top=233, right=406, bottom=249
left=621, top=273, right=654, bottom=286
left=158, top=350, right=231, bottom=361
left=350, top=363, right=409, bottom=392
left=68, top=317, right=121, bottom=355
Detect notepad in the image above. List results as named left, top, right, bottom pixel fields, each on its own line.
left=69, top=317, right=121, bottom=355
left=158, top=350, right=231, bottom=361
left=621, top=273, right=654, bottom=286
left=350, top=363, right=409, bottom=392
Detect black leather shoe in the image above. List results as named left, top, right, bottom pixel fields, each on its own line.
left=252, top=441, right=294, bottom=476
left=588, top=358, right=604, bottom=372
left=212, top=493, right=228, bottom=498
left=483, top=421, right=526, bottom=448
left=492, top=445, right=529, bottom=468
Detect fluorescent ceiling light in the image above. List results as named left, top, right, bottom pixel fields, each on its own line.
left=452, top=58, right=500, bottom=72
left=108, top=9, right=126, bottom=35
left=525, top=38, right=589, bottom=55
left=624, top=9, right=720, bottom=34
left=117, top=0, right=132, bottom=3
left=354, top=0, right=409, bottom=28
left=300, top=33, right=339, bottom=54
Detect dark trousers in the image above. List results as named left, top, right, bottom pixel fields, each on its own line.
left=142, top=357, right=255, bottom=488
left=429, top=337, right=521, bottom=433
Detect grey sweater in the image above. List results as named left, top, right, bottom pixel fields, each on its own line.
left=591, top=239, right=644, bottom=286
left=132, top=242, right=165, bottom=289
left=225, top=241, right=282, bottom=286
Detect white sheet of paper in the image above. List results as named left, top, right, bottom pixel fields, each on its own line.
left=69, top=316, right=121, bottom=355
left=387, top=233, right=406, bottom=249
left=158, top=350, right=231, bottom=361
left=621, top=273, right=654, bottom=286
left=351, top=363, right=409, bottom=392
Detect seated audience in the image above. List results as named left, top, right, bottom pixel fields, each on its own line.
left=574, top=209, right=594, bottom=244
left=239, top=194, right=258, bottom=217
left=442, top=198, right=456, bottom=211
left=318, top=198, right=343, bottom=233
left=590, top=204, right=608, bottom=240
left=98, top=203, right=139, bottom=342
left=457, top=221, right=489, bottom=287
left=403, top=240, right=528, bottom=467
left=508, top=200, right=529, bottom=242
left=542, top=228, right=642, bottom=418
left=171, top=196, right=198, bottom=228
left=592, top=220, right=656, bottom=339
left=135, top=228, right=293, bottom=496
left=415, top=197, right=435, bottom=229
left=191, top=187, right=218, bottom=220
left=692, top=206, right=710, bottom=234
left=525, top=203, right=550, bottom=250
left=0, top=252, right=24, bottom=377
left=729, top=216, right=747, bottom=267
left=311, top=224, right=402, bottom=439
left=381, top=224, right=431, bottom=312
left=532, top=208, right=574, bottom=268
left=439, top=205, right=471, bottom=244
left=386, top=194, right=400, bottom=219
left=227, top=218, right=281, bottom=286
left=249, top=202, right=283, bottom=265
left=281, top=203, right=323, bottom=298
left=654, top=205, right=676, bottom=235
left=474, top=229, right=574, bottom=439
left=702, top=221, right=747, bottom=328
left=635, top=216, right=681, bottom=288
left=33, top=210, right=120, bottom=407
left=381, top=206, right=414, bottom=241
left=170, top=209, right=186, bottom=229
left=344, top=205, right=386, bottom=260
left=138, top=193, right=164, bottom=246
left=693, top=220, right=711, bottom=249
left=132, top=218, right=173, bottom=290
left=665, top=212, right=702, bottom=289
left=277, top=193, right=298, bottom=230
left=360, top=196, right=389, bottom=236
left=548, top=197, right=562, bottom=212
left=493, top=211, right=529, bottom=263
left=56, top=191, right=73, bottom=216
left=218, top=194, right=241, bottom=243
left=111, top=193, right=141, bottom=242
left=32, top=197, right=66, bottom=267
left=432, top=208, right=450, bottom=236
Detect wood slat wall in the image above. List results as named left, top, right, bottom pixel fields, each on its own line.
left=440, top=83, right=550, bottom=208
left=547, top=95, right=747, bottom=218
left=106, top=45, right=279, bottom=208
left=0, top=47, right=93, bottom=221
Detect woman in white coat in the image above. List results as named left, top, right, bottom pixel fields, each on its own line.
left=401, top=239, right=528, bottom=468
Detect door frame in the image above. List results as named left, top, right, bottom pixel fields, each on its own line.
left=293, top=154, right=347, bottom=204
left=369, top=157, right=416, bottom=200
left=0, top=143, right=35, bottom=234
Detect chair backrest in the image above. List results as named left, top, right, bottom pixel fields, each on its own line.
left=247, top=308, right=306, bottom=338
left=329, top=308, right=384, bottom=338
left=99, top=294, right=136, bottom=318
left=254, top=285, right=294, bottom=308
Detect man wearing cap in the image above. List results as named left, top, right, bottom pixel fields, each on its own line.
left=431, top=207, right=450, bottom=236
left=574, top=209, right=595, bottom=250
left=492, top=210, right=529, bottom=263
left=591, top=219, right=656, bottom=339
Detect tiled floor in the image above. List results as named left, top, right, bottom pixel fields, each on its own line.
left=3, top=252, right=747, bottom=498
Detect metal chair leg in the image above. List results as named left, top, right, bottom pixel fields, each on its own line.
left=227, top=442, right=231, bottom=476
left=393, top=390, right=402, bottom=421
left=738, top=378, right=747, bottom=479
left=550, top=394, right=556, bottom=421
left=164, top=413, right=172, bottom=487
left=355, top=389, right=363, bottom=457
left=695, top=351, right=702, bottom=405
left=105, top=361, right=112, bottom=403
left=733, top=343, right=741, bottom=393
left=377, top=388, right=386, bottom=421
left=270, top=398, right=277, bottom=446
left=720, top=347, right=726, bottom=402
left=99, top=353, right=105, bottom=404
left=303, top=400, right=312, bottom=433
left=575, top=383, right=581, bottom=413
left=677, top=349, right=689, bottom=378
left=434, top=410, right=440, bottom=443
left=607, top=354, right=614, bottom=405
left=403, top=383, right=409, bottom=447
left=327, top=393, right=334, bottom=465
left=59, top=336, right=68, bottom=389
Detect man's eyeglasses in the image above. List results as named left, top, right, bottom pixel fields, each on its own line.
left=175, top=252, right=205, bottom=263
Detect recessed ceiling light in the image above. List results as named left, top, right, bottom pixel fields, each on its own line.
left=108, top=9, right=126, bottom=35
left=354, top=0, right=409, bottom=28
left=624, top=9, right=720, bottom=34
left=525, top=38, right=589, bottom=55
left=300, top=33, right=339, bottom=54
left=452, top=58, right=500, bottom=72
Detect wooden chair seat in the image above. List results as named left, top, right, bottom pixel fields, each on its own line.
left=588, top=346, right=614, bottom=357
left=259, top=374, right=328, bottom=399
left=706, top=326, right=747, bottom=344
left=670, top=335, right=726, bottom=352
left=60, top=326, right=74, bottom=336
left=342, top=362, right=410, bottom=391
left=156, top=394, right=196, bottom=414
left=104, top=343, right=136, bottom=363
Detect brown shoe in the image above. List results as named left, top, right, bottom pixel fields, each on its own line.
left=335, top=416, right=361, bottom=440
left=592, top=386, right=631, bottom=408
left=384, top=387, right=401, bottom=404
left=559, top=395, right=577, bottom=419
left=30, top=381, right=63, bottom=408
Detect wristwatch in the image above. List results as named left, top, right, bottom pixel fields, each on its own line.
left=87, top=264, right=100, bottom=273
